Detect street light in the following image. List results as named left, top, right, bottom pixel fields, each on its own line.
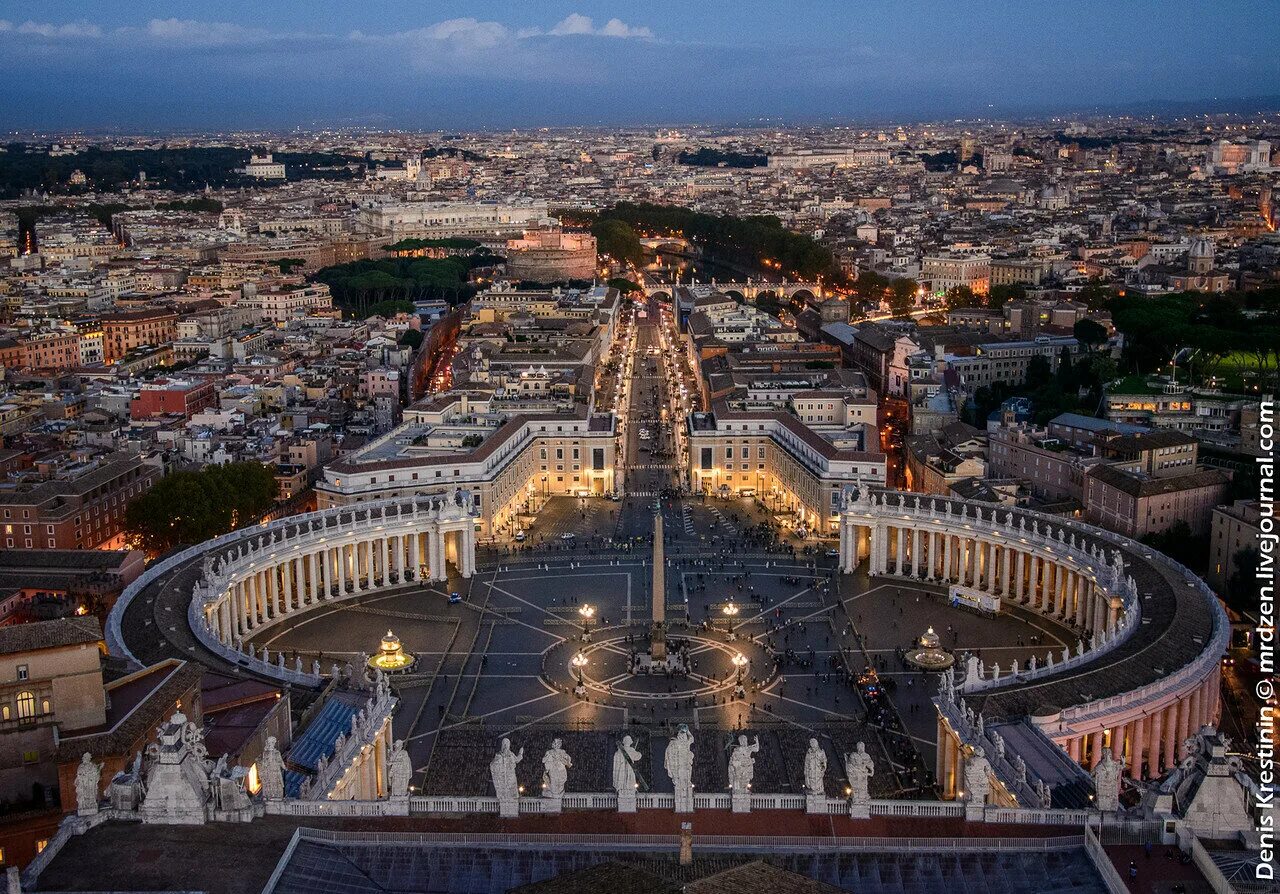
left=572, top=651, right=588, bottom=696
left=723, top=601, right=740, bottom=640
left=578, top=603, right=595, bottom=642
left=731, top=651, right=748, bottom=698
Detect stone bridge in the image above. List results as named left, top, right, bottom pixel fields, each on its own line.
left=643, top=279, right=823, bottom=303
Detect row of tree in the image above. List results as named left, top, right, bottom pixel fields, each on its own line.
left=125, top=462, right=279, bottom=553
left=311, top=254, right=495, bottom=315
left=589, top=202, right=851, bottom=286
left=0, top=145, right=359, bottom=197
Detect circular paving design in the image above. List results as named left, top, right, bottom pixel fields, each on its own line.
left=545, top=628, right=774, bottom=705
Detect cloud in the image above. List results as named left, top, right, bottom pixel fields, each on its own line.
left=549, top=14, right=652, bottom=39
left=12, top=19, right=102, bottom=39
left=141, top=18, right=274, bottom=47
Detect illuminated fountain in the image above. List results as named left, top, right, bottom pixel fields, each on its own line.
left=368, top=630, right=416, bottom=674
left=905, top=626, right=955, bottom=671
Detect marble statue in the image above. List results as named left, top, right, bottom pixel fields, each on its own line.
left=542, top=739, right=572, bottom=800
left=1092, top=748, right=1122, bottom=812
left=108, top=751, right=146, bottom=812
left=259, top=736, right=286, bottom=801
left=140, top=711, right=212, bottom=825
left=490, top=738, right=523, bottom=802
left=844, top=742, right=875, bottom=809
left=209, top=757, right=252, bottom=812
left=387, top=740, right=413, bottom=799
left=664, top=725, right=695, bottom=811
left=612, top=735, right=642, bottom=796
left=1036, top=779, right=1053, bottom=810
left=728, top=735, right=760, bottom=792
left=75, top=752, right=102, bottom=816
left=963, top=746, right=993, bottom=806
left=803, top=738, right=827, bottom=797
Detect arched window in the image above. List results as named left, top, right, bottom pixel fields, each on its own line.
left=15, top=691, right=35, bottom=720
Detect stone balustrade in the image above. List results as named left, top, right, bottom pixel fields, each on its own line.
left=839, top=490, right=1134, bottom=644
left=131, top=495, right=477, bottom=687
left=842, top=489, right=1227, bottom=786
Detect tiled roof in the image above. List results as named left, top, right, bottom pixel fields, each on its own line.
left=0, top=616, right=102, bottom=656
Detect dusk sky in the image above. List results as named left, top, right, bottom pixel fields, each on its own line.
left=2, top=1, right=1278, bottom=131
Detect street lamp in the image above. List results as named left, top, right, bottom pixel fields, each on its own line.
left=571, top=651, right=588, bottom=696
left=578, top=603, right=595, bottom=642
left=731, top=651, right=748, bottom=698
left=723, top=601, right=740, bottom=641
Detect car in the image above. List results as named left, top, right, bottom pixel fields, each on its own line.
left=825, top=549, right=840, bottom=558
left=514, top=530, right=527, bottom=542
left=448, top=591, right=463, bottom=603
left=560, top=532, right=576, bottom=540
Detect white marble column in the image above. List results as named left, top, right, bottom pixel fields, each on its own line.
left=943, top=534, right=953, bottom=583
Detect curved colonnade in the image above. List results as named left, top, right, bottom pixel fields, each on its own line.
left=108, top=495, right=478, bottom=688
left=837, top=488, right=1228, bottom=782
left=110, top=486, right=1226, bottom=792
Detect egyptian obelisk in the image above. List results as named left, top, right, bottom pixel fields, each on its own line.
left=650, top=509, right=666, bottom=662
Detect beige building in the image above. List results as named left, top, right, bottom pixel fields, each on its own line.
left=315, top=394, right=617, bottom=538
left=922, top=254, right=991, bottom=296
left=687, top=405, right=886, bottom=534
left=1208, top=500, right=1261, bottom=596
left=0, top=618, right=105, bottom=802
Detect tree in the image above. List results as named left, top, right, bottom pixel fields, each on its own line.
left=887, top=278, right=916, bottom=318
left=1073, top=318, right=1109, bottom=349
left=1226, top=546, right=1260, bottom=614
left=398, top=329, right=424, bottom=350
left=1142, top=521, right=1208, bottom=574
left=1077, top=279, right=1115, bottom=310
left=1025, top=355, right=1053, bottom=390
left=944, top=285, right=980, bottom=310
left=606, top=277, right=641, bottom=294
left=590, top=219, right=644, bottom=267
left=988, top=283, right=1026, bottom=311
left=126, top=462, right=279, bottom=553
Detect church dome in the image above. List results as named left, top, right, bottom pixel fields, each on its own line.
left=1188, top=236, right=1214, bottom=259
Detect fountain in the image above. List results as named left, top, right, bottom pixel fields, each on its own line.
left=905, top=626, right=955, bottom=671
left=368, top=630, right=416, bottom=674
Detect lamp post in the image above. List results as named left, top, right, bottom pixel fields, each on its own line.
left=571, top=651, right=588, bottom=697
left=723, top=601, right=740, bottom=641
left=578, top=603, right=595, bottom=642
left=731, top=651, right=748, bottom=699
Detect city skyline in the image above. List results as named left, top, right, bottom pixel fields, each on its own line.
left=1, top=1, right=1278, bottom=130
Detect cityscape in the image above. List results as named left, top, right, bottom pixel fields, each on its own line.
left=0, top=4, right=1275, bottom=893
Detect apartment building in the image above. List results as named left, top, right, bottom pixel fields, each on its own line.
left=0, top=457, right=161, bottom=550
left=100, top=308, right=178, bottom=363
left=1207, top=500, right=1262, bottom=596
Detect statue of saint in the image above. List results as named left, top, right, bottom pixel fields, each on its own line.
left=727, top=734, right=760, bottom=792
left=844, top=742, right=875, bottom=806
left=664, top=725, right=694, bottom=804
left=612, top=735, right=642, bottom=794
left=75, top=753, right=102, bottom=816
left=964, top=746, right=993, bottom=805
left=803, top=738, right=827, bottom=797
left=490, top=738, right=523, bottom=802
left=387, top=740, right=413, bottom=799
left=541, top=739, right=572, bottom=799
left=259, top=736, right=286, bottom=801
left=1092, top=748, right=1122, bottom=812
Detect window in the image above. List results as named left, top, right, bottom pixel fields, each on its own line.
left=16, top=665, right=27, bottom=681
left=16, top=691, right=36, bottom=720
